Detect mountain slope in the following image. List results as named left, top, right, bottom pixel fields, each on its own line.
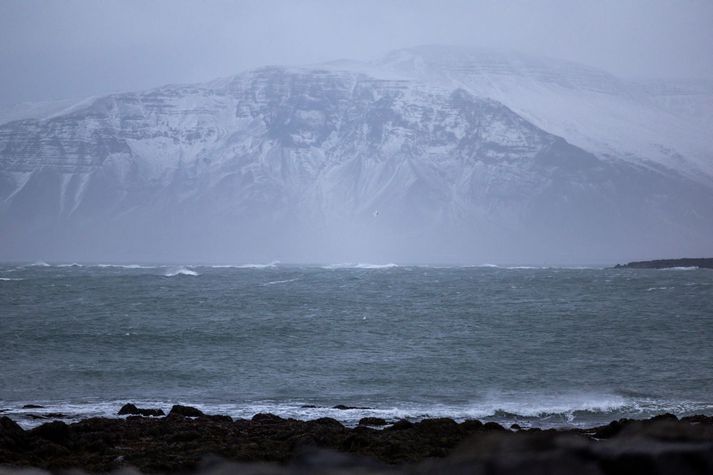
left=371, top=45, right=713, bottom=182
left=1, top=62, right=712, bottom=263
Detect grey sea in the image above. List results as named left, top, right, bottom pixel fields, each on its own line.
left=1, top=262, right=712, bottom=429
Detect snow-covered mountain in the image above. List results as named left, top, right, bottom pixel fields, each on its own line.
left=369, top=46, right=713, bottom=181
left=1, top=47, right=712, bottom=263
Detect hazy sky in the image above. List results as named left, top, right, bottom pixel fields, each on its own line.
left=1, top=0, right=712, bottom=106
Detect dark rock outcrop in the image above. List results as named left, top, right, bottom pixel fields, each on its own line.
left=358, top=417, right=388, bottom=426
left=0, top=414, right=712, bottom=474
left=117, top=404, right=165, bottom=417
left=614, top=258, right=713, bottom=269
left=167, top=405, right=205, bottom=418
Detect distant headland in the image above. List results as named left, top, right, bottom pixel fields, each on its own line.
left=614, top=258, right=713, bottom=269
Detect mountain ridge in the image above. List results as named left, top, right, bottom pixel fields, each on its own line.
left=1, top=47, right=712, bottom=263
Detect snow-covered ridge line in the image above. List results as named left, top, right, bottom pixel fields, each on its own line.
left=1, top=45, right=712, bottom=263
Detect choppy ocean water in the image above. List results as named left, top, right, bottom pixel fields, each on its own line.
left=1, top=262, right=712, bottom=429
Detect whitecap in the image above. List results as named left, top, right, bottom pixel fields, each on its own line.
left=263, top=277, right=300, bottom=286
left=661, top=266, right=699, bottom=271
left=164, top=267, right=199, bottom=277
left=0, top=277, right=23, bottom=281
left=27, top=261, right=50, bottom=267
left=213, top=261, right=280, bottom=269
left=96, top=264, right=157, bottom=269
left=354, top=263, right=398, bottom=269
left=323, top=263, right=398, bottom=269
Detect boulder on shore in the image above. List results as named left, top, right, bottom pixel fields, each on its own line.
left=167, top=405, right=204, bottom=418
left=117, top=403, right=165, bottom=417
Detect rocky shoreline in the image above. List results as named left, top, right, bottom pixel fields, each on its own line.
left=2, top=405, right=713, bottom=474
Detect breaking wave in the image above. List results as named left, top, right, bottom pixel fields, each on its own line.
left=5, top=394, right=713, bottom=430
left=27, top=261, right=50, bottom=267
left=164, top=267, right=199, bottom=277
left=211, top=261, right=280, bottom=269
left=323, top=263, right=399, bottom=269
left=96, top=264, right=158, bottom=269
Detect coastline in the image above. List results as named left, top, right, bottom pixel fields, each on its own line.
left=2, top=407, right=713, bottom=474
left=613, top=257, right=713, bottom=269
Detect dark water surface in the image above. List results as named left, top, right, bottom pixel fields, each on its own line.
left=1, top=262, right=712, bottom=428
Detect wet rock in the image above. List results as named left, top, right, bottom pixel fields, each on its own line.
left=0, top=416, right=24, bottom=435
left=168, top=405, right=204, bottom=418
left=616, top=416, right=713, bottom=442
left=460, top=419, right=484, bottom=431
left=0, top=416, right=26, bottom=452
left=483, top=421, right=507, bottom=432
left=415, top=417, right=459, bottom=432
left=309, top=417, right=344, bottom=429
left=118, top=403, right=165, bottom=417
left=386, top=419, right=414, bottom=431
left=332, top=405, right=371, bottom=410
left=682, top=415, right=713, bottom=425
left=30, top=421, right=70, bottom=445
left=252, top=413, right=285, bottom=423
left=593, top=419, right=628, bottom=439
left=650, top=413, right=678, bottom=422
left=358, top=417, right=387, bottom=426
left=45, top=413, right=66, bottom=419
left=300, top=404, right=318, bottom=409
left=206, top=414, right=233, bottom=423
left=21, top=404, right=44, bottom=409
left=28, top=413, right=67, bottom=420
left=1, top=414, right=713, bottom=474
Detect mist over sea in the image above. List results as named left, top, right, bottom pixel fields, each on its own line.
left=1, top=262, right=712, bottom=429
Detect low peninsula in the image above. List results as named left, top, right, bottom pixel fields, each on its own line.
left=614, top=257, right=713, bottom=269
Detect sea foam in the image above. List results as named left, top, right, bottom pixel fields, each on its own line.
left=164, top=267, right=199, bottom=277
left=323, top=263, right=399, bottom=269
left=211, top=261, right=279, bottom=269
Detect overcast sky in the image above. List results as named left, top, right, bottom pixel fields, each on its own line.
left=1, top=0, right=712, bottom=106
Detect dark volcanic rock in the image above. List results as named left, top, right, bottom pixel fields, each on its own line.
left=1, top=414, right=713, bottom=474
left=682, top=415, right=713, bottom=425
left=21, top=405, right=44, bottom=409
left=27, top=413, right=67, bottom=420
left=0, top=417, right=26, bottom=453
left=167, top=405, right=205, bottom=418
left=386, top=419, right=414, bottom=431
left=0, top=417, right=23, bottom=434
left=251, top=413, right=285, bottom=423
left=359, top=417, right=388, bottom=426
left=30, top=421, right=70, bottom=445
left=333, top=405, right=371, bottom=410
left=118, top=403, right=165, bottom=417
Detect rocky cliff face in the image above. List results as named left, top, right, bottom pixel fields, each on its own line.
left=1, top=56, right=712, bottom=263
